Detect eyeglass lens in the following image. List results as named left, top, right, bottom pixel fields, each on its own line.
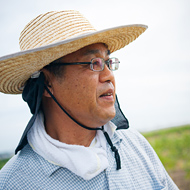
left=91, top=58, right=119, bottom=71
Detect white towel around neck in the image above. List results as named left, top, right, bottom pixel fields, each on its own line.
left=27, top=112, right=116, bottom=180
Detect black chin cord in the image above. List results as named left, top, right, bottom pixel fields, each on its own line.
left=44, top=84, right=121, bottom=170
left=101, top=126, right=121, bottom=170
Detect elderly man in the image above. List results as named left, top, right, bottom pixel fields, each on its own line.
left=0, top=10, right=178, bottom=189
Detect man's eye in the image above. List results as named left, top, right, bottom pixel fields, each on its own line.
left=93, top=61, right=101, bottom=66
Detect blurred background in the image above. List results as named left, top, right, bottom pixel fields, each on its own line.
left=0, top=0, right=190, bottom=154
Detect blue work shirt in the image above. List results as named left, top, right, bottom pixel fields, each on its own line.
left=0, top=127, right=178, bottom=189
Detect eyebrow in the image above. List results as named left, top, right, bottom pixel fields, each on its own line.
left=84, top=49, right=110, bottom=56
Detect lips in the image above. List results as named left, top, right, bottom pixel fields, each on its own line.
left=100, top=92, right=113, bottom=97
left=99, top=89, right=114, bottom=98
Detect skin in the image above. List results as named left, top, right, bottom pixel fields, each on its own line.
left=42, top=43, right=116, bottom=146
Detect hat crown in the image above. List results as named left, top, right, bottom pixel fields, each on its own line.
left=19, top=10, right=96, bottom=51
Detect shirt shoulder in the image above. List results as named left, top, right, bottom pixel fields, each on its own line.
left=0, top=144, right=49, bottom=189
left=0, top=153, right=20, bottom=189
left=112, top=127, right=179, bottom=189
left=116, top=127, right=164, bottom=172
left=117, top=126, right=157, bottom=153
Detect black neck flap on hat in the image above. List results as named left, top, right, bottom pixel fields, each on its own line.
left=15, top=72, right=129, bottom=154
left=15, top=72, right=45, bottom=154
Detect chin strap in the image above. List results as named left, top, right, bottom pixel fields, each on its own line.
left=101, top=126, right=121, bottom=170
left=44, top=84, right=121, bottom=170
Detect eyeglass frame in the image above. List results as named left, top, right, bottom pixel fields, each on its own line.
left=48, top=57, right=120, bottom=72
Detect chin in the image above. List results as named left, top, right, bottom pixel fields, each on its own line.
left=100, top=108, right=116, bottom=125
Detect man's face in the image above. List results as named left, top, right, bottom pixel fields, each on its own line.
left=47, top=43, right=116, bottom=128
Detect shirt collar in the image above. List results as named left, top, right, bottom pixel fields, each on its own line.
left=37, top=152, right=61, bottom=177
left=106, top=121, right=123, bottom=145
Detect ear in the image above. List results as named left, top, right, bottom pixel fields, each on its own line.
left=42, top=69, right=54, bottom=98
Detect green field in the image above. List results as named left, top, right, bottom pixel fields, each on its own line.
left=143, top=125, right=190, bottom=176
left=143, top=124, right=190, bottom=189
left=0, top=125, right=190, bottom=189
left=0, top=158, right=9, bottom=169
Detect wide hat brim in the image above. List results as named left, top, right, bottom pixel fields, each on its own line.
left=0, top=24, right=147, bottom=94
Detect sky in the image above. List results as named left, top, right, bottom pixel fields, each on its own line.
left=0, top=0, right=190, bottom=153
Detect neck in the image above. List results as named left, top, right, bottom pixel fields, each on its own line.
left=42, top=98, right=96, bottom=147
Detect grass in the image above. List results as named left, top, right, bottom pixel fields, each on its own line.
left=143, top=124, right=190, bottom=179
left=0, top=158, right=9, bottom=169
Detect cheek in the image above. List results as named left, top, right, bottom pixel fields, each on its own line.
left=69, top=76, right=98, bottom=107
left=79, top=78, right=98, bottom=102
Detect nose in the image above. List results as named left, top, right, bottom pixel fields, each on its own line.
left=99, top=64, right=115, bottom=83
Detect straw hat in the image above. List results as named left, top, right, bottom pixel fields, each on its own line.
left=0, top=10, right=147, bottom=94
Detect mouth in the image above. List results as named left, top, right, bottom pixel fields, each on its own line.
left=100, top=92, right=113, bottom=97
left=99, top=89, right=115, bottom=101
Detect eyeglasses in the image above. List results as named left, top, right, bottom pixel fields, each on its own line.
left=49, top=57, right=120, bottom=71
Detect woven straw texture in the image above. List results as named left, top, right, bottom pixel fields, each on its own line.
left=0, top=10, right=147, bottom=94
